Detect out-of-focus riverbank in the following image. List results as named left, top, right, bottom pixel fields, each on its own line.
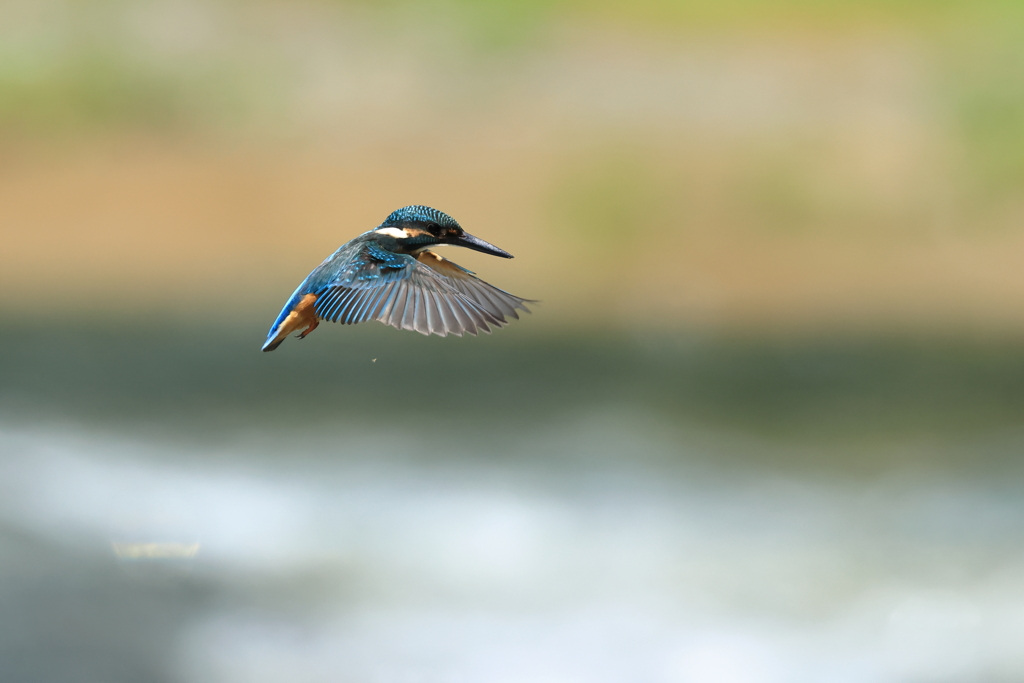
left=4, top=0, right=1024, bottom=335
left=3, top=322, right=1024, bottom=477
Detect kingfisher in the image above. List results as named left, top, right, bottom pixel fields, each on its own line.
left=262, top=206, right=532, bottom=351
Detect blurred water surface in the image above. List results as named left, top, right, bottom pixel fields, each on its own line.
left=3, top=325, right=1024, bottom=682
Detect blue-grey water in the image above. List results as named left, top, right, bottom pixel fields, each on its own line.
left=2, top=324, right=1024, bottom=683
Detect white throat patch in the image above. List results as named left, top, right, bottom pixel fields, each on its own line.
left=375, top=227, right=408, bottom=239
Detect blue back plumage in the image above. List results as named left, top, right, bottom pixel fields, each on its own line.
left=265, top=236, right=415, bottom=343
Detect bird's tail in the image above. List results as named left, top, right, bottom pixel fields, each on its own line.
left=261, top=334, right=287, bottom=352
left=261, top=325, right=289, bottom=352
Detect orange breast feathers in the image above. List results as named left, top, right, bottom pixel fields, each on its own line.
left=417, top=250, right=471, bottom=279
left=272, top=293, right=320, bottom=342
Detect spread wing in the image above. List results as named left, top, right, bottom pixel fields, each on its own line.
left=415, top=250, right=532, bottom=322
left=311, top=243, right=531, bottom=336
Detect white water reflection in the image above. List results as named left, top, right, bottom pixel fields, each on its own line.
left=2, top=423, right=1024, bottom=683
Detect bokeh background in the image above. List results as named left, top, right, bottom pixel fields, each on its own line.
left=3, top=1, right=1024, bottom=681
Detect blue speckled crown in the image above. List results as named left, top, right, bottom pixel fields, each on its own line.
left=380, top=205, right=461, bottom=229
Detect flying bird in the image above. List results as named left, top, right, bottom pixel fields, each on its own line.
left=262, top=206, right=532, bottom=351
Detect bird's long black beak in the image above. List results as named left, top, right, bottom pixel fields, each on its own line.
left=453, top=232, right=514, bottom=258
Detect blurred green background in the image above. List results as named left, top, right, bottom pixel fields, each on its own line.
left=3, top=1, right=1024, bottom=682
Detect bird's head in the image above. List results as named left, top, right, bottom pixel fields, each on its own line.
left=375, top=205, right=513, bottom=258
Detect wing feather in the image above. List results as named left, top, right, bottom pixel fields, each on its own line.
left=451, top=293, right=490, bottom=335
left=307, top=241, right=532, bottom=336
left=352, top=281, right=386, bottom=322
left=413, top=288, right=429, bottom=335
left=336, top=292, right=359, bottom=324
left=458, top=278, right=528, bottom=319
left=317, top=289, right=344, bottom=321
left=424, top=289, right=443, bottom=336
left=445, top=294, right=477, bottom=335
left=416, top=250, right=532, bottom=321
left=366, top=282, right=395, bottom=320
left=378, top=281, right=402, bottom=322
left=313, top=287, right=343, bottom=319
left=328, top=289, right=359, bottom=323
left=404, top=287, right=421, bottom=334
left=384, top=283, right=411, bottom=330
left=429, top=289, right=461, bottom=336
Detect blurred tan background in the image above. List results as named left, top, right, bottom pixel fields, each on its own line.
left=4, top=0, right=1023, bottom=334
